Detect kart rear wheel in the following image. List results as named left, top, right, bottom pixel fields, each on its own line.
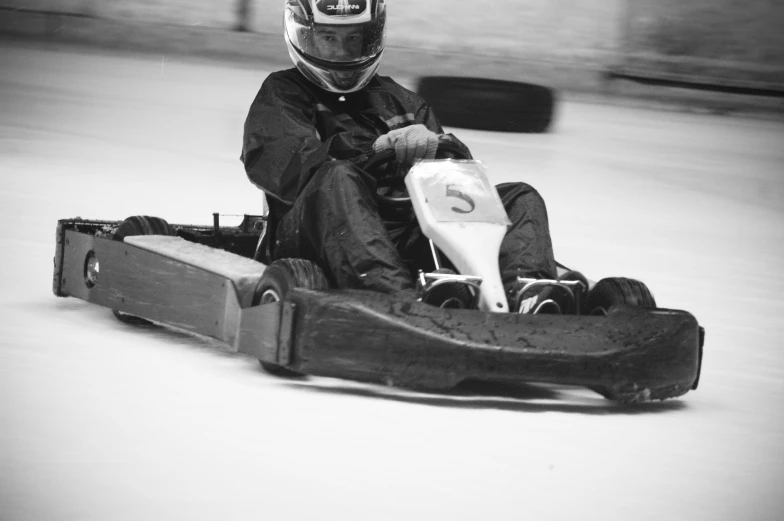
left=583, top=277, right=656, bottom=316
left=112, top=310, right=156, bottom=326
left=110, top=216, right=174, bottom=325
left=113, top=215, right=173, bottom=241
left=417, top=76, right=555, bottom=133
left=253, top=258, right=331, bottom=377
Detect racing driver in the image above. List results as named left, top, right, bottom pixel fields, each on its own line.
left=241, top=0, right=582, bottom=314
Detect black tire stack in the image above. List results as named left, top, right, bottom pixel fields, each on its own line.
left=417, top=76, right=556, bottom=133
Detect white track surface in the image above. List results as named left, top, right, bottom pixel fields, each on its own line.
left=2, top=42, right=783, bottom=521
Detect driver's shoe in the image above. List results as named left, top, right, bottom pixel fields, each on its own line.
left=418, top=269, right=476, bottom=309
left=513, top=281, right=574, bottom=315
left=421, top=282, right=475, bottom=309
left=556, top=270, right=589, bottom=314
left=509, top=270, right=588, bottom=315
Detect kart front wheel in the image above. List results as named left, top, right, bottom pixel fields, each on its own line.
left=253, top=258, right=331, bottom=377
left=583, top=277, right=656, bottom=316
left=585, top=278, right=660, bottom=403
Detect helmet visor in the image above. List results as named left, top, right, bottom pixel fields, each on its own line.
left=285, top=10, right=386, bottom=65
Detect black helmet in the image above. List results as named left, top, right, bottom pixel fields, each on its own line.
left=284, top=0, right=387, bottom=93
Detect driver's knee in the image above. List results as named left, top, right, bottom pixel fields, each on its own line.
left=496, top=182, right=548, bottom=216
left=314, top=160, right=370, bottom=188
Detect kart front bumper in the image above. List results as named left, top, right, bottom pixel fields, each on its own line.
left=239, top=289, right=703, bottom=403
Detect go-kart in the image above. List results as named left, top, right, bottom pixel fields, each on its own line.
left=52, top=143, right=704, bottom=403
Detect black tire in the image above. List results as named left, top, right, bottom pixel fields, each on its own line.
left=583, top=277, right=656, bottom=316
left=417, top=76, right=556, bottom=133
left=113, top=215, right=173, bottom=242
left=253, top=259, right=331, bottom=377
left=253, top=258, right=331, bottom=306
left=112, top=309, right=155, bottom=326
left=110, top=216, right=174, bottom=325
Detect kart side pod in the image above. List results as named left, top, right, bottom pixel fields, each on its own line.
left=53, top=218, right=703, bottom=403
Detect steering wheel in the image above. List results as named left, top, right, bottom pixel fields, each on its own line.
left=365, top=139, right=472, bottom=208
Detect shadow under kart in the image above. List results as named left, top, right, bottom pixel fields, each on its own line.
left=52, top=147, right=704, bottom=404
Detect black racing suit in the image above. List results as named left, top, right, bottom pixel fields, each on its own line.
left=241, top=68, right=557, bottom=295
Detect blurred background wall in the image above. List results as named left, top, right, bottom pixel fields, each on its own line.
left=1, top=0, right=782, bottom=91
left=618, top=0, right=784, bottom=89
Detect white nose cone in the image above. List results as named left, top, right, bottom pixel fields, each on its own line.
left=405, top=159, right=512, bottom=313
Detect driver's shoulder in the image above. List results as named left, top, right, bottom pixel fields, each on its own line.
left=258, top=68, right=324, bottom=107
left=368, top=75, right=427, bottom=107
left=264, top=68, right=312, bottom=90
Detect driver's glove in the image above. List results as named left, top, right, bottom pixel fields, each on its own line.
left=372, top=124, right=439, bottom=166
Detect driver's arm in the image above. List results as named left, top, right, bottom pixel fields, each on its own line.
left=241, top=73, right=372, bottom=207
left=418, top=102, right=473, bottom=160
left=372, top=98, right=473, bottom=164
left=372, top=124, right=439, bottom=165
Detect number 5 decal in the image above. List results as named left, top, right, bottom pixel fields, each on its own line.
left=446, top=184, right=476, bottom=214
